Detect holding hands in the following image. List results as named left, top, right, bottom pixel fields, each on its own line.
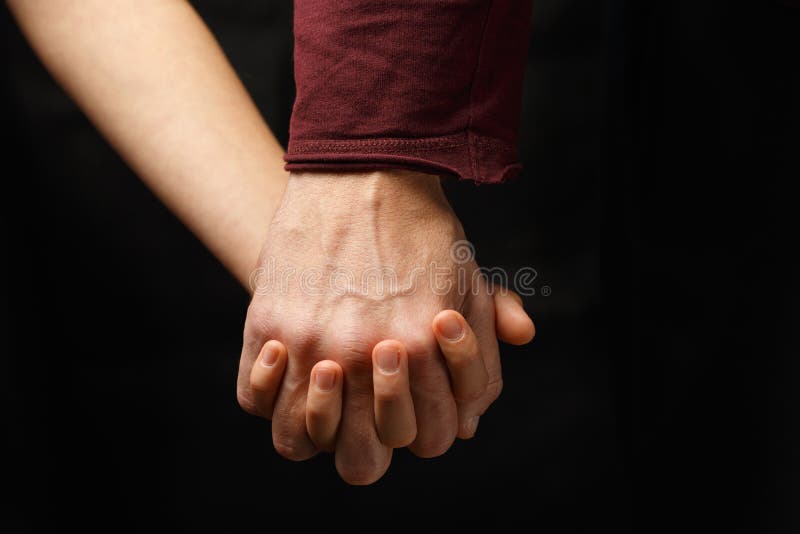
left=9, top=0, right=535, bottom=486
left=237, top=171, right=535, bottom=484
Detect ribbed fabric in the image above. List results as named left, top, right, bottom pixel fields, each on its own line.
left=285, top=0, right=533, bottom=183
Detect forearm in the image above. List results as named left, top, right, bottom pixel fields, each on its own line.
left=8, top=0, right=286, bottom=286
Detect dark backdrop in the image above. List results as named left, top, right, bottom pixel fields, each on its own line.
left=2, top=1, right=797, bottom=531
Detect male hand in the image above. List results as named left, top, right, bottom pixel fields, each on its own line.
left=237, top=170, right=502, bottom=484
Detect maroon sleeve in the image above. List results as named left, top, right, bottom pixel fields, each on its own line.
left=284, top=0, right=533, bottom=184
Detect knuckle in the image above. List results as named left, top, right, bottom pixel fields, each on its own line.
left=402, top=331, right=436, bottom=358
left=375, top=389, right=405, bottom=405
left=272, top=440, right=298, bottom=460
left=243, top=303, right=275, bottom=339
left=305, top=404, right=331, bottom=425
left=407, top=355, right=451, bottom=396
left=236, top=388, right=260, bottom=416
left=454, top=384, right=486, bottom=404
left=335, top=461, right=387, bottom=486
left=446, top=349, right=479, bottom=371
left=327, top=327, right=371, bottom=356
left=249, top=379, right=274, bottom=394
left=272, top=407, right=317, bottom=461
left=347, top=375, right=375, bottom=398
left=330, top=336, right=373, bottom=376
left=272, top=435, right=315, bottom=462
left=409, top=414, right=457, bottom=458
left=381, top=429, right=417, bottom=449
left=334, top=440, right=391, bottom=486
left=291, top=325, right=323, bottom=357
left=485, top=378, right=504, bottom=404
left=409, top=435, right=456, bottom=459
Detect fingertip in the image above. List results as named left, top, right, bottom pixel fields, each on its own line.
left=511, top=314, right=536, bottom=345
left=457, top=415, right=480, bottom=440
left=523, top=316, right=536, bottom=343
left=312, top=359, right=343, bottom=375
left=272, top=433, right=319, bottom=462
left=372, top=340, right=416, bottom=448
left=335, top=451, right=392, bottom=486
left=251, top=340, right=287, bottom=387
left=408, top=432, right=457, bottom=459
left=372, top=339, right=407, bottom=375
left=432, top=310, right=467, bottom=342
left=495, top=292, right=536, bottom=345
left=498, top=315, right=536, bottom=345
left=310, top=360, right=343, bottom=392
left=373, top=339, right=407, bottom=357
left=306, top=360, right=343, bottom=452
left=507, top=290, right=523, bottom=306
left=259, top=340, right=287, bottom=367
left=249, top=340, right=290, bottom=419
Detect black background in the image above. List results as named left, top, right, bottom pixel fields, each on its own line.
left=2, top=1, right=797, bottom=531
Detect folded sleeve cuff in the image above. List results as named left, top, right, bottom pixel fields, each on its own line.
left=285, top=132, right=522, bottom=184
left=286, top=0, right=532, bottom=184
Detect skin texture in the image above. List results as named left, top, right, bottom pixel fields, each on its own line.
left=371, top=341, right=417, bottom=447
left=236, top=170, right=505, bottom=483
left=7, top=0, right=286, bottom=282
left=9, top=0, right=536, bottom=484
left=305, top=361, right=344, bottom=451
left=249, top=293, right=535, bottom=483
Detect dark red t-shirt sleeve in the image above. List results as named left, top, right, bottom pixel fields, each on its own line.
left=284, top=0, right=533, bottom=184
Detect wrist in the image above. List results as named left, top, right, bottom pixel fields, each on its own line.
left=285, top=170, right=447, bottom=215
left=268, top=169, right=462, bottom=271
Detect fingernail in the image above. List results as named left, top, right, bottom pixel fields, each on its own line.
left=260, top=344, right=279, bottom=367
left=376, top=344, right=400, bottom=374
left=438, top=314, right=464, bottom=341
left=466, top=416, right=480, bottom=436
left=315, top=367, right=336, bottom=391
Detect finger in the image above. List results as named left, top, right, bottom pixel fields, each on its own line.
left=432, top=310, right=491, bottom=439
left=305, top=360, right=343, bottom=452
left=248, top=340, right=288, bottom=419
left=457, top=283, right=503, bottom=438
left=406, top=341, right=459, bottom=458
left=270, top=347, right=319, bottom=462
left=334, top=349, right=392, bottom=485
left=236, top=315, right=271, bottom=416
left=372, top=340, right=417, bottom=448
left=433, top=310, right=489, bottom=404
left=494, top=290, right=536, bottom=345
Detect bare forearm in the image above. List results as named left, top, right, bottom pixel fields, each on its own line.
left=8, top=0, right=287, bottom=286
